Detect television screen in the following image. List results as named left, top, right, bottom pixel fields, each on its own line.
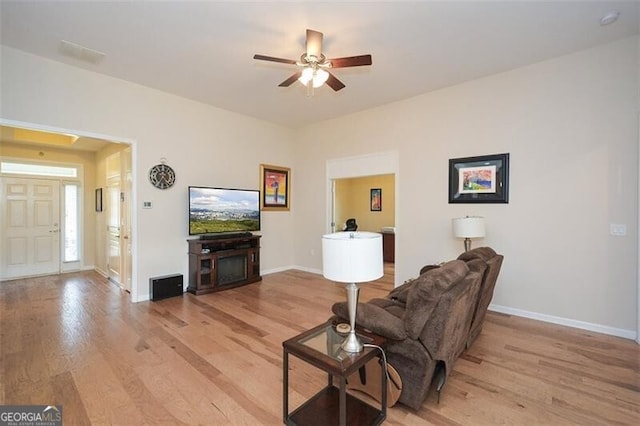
left=189, top=186, right=260, bottom=235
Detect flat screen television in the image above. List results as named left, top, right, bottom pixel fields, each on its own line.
left=189, top=186, right=260, bottom=236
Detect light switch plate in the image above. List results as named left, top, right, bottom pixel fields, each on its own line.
left=610, top=224, right=626, bottom=236
left=143, top=201, right=153, bottom=209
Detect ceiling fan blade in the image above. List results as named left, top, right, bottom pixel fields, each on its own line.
left=325, top=72, right=346, bottom=91
left=306, top=29, right=323, bottom=58
left=329, top=55, right=372, bottom=68
left=278, top=71, right=302, bottom=87
left=253, top=54, right=297, bottom=65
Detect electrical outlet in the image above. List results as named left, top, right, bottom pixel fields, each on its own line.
left=610, top=224, right=626, bottom=236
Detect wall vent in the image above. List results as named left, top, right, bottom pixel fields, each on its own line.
left=150, top=274, right=184, bottom=301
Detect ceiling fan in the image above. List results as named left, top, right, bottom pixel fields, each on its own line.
left=253, top=29, right=372, bottom=93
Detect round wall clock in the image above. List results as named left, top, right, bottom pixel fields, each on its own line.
left=149, top=163, right=176, bottom=189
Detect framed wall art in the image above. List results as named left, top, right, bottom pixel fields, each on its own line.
left=448, top=153, right=509, bottom=203
left=260, top=164, right=290, bottom=211
left=370, top=188, right=382, bottom=211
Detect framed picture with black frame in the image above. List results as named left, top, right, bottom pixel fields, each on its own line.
left=448, top=153, right=509, bottom=203
left=370, top=188, right=382, bottom=211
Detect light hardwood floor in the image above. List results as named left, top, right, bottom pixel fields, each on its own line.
left=1, top=268, right=638, bottom=425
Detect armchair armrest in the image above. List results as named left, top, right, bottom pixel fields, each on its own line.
left=331, top=301, right=407, bottom=340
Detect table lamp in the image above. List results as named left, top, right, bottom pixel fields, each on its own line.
left=452, top=216, right=485, bottom=252
left=322, top=231, right=383, bottom=353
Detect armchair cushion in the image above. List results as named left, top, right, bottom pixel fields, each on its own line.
left=404, top=260, right=469, bottom=340
left=457, top=246, right=496, bottom=262
left=387, top=281, right=412, bottom=304
left=388, top=264, right=441, bottom=304
left=458, top=247, right=504, bottom=347
left=332, top=299, right=407, bottom=340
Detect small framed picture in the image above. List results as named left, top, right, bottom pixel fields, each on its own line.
left=95, top=188, right=103, bottom=212
left=448, top=153, right=509, bottom=203
left=370, top=188, right=382, bottom=211
left=260, top=164, right=290, bottom=211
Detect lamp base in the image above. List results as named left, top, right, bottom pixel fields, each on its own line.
left=341, top=330, right=363, bottom=353
left=342, top=282, right=363, bottom=353
left=464, top=238, right=472, bottom=252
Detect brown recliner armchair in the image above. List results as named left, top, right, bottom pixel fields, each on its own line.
left=332, top=258, right=487, bottom=409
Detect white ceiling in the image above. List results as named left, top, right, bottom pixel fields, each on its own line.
left=1, top=1, right=638, bottom=129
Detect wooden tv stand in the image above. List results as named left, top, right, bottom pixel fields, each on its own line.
left=187, top=234, right=261, bottom=295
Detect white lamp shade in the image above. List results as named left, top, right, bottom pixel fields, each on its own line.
left=322, top=232, right=383, bottom=283
left=452, top=216, right=485, bottom=239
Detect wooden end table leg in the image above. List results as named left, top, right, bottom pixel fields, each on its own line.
left=339, top=376, right=347, bottom=426
left=283, top=349, right=289, bottom=423
left=381, top=358, right=387, bottom=419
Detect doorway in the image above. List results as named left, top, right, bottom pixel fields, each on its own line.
left=333, top=174, right=396, bottom=287
left=327, top=151, right=399, bottom=287
left=0, top=121, right=136, bottom=299
left=333, top=174, right=395, bottom=235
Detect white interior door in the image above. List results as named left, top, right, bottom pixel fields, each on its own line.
left=107, top=182, right=121, bottom=285
left=105, top=152, right=121, bottom=286
left=1, top=177, right=60, bottom=280
left=330, top=179, right=336, bottom=233
left=121, top=147, right=132, bottom=292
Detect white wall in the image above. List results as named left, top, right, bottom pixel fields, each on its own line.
left=0, top=46, right=296, bottom=301
left=2, top=36, right=638, bottom=338
left=293, top=37, right=639, bottom=337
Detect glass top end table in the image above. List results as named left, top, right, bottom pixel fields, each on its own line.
left=283, top=321, right=388, bottom=426
left=297, top=322, right=376, bottom=362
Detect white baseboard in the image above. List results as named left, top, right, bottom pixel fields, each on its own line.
left=489, top=303, right=637, bottom=341
left=261, top=265, right=295, bottom=275
left=262, top=265, right=323, bottom=276
left=290, top=265, right=323, bottom=275
left=93, top=267, right=108, bottom=278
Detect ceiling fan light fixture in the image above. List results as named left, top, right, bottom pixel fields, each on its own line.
left=254, top=29, right=371, bottom=92
left=298, top=67, right=313, bottom=85
left=298, top=67, right=329, bottom=88
left=313, top=68, right=329, bottom=87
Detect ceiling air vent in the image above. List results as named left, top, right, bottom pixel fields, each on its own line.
left=59, top=40, right=105, bottom=64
